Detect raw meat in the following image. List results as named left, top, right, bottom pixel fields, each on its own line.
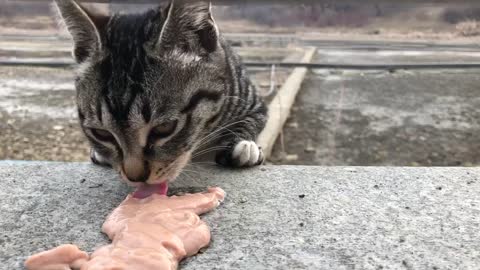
left=25, top=187, right=225, bottom=270
left=24, top=244, right=88, bottom=270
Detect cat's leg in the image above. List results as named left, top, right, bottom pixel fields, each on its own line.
left=90, top=148, right=112, bottom=167
left=215, top=111, right=267, bottom=168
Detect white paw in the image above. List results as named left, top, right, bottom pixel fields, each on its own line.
left=231, top=140, right=264, bottom=167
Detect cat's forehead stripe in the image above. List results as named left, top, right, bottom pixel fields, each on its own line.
left=141, top=101, right=152, bottom=123
left=98, top=53, right=147, bottom=125
left=96, top=11, right=155, bottom=126
left=96, top=97, right=103, bottom=123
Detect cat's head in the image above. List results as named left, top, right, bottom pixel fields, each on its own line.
left=54, top=0, right=227, bottom=185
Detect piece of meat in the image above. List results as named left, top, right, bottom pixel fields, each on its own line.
left=24, top=244, right=88, bottom=270
left=24, top=187, right=225, bottom=270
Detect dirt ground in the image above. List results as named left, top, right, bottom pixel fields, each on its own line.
left=0, top=66, right=87, bottom=161
left=3, top=4, right=480, bottom=43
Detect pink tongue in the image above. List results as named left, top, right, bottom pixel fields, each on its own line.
left=132, top=182, right=169, bottom=199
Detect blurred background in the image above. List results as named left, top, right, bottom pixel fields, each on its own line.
left=1, top=0, right=480, bottom=166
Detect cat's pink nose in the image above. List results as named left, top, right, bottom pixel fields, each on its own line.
left=123, top=157, right=150, bottom=182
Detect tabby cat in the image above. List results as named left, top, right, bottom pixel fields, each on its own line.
left=54, top=0, right=267, bottom=185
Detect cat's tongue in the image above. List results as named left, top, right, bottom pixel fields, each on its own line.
left=132, top=182, right=168, bottom=199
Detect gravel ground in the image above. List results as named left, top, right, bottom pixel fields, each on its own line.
left=0, top=66, right=88, bottom=161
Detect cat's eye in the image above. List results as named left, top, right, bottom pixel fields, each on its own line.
left=90, top=128, right=115, bottom=142
left=150, top=120, right=178, bottom=140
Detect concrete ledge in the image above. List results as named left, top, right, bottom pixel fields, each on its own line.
left=257, top=47, right=316, bottom=157
left=1, top=162, right=480, bottom=269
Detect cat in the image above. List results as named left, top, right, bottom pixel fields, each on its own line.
left=54, top=0, right=267, bottom=185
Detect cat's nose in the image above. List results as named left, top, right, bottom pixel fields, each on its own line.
left=123, top=157, right=150, bottom=182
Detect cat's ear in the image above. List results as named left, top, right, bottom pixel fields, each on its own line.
left=155, top=0, right=219, bottom=55
left=53, top=0, right=109, bottom=63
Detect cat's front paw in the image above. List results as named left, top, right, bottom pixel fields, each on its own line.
left=215, top=140, right=264, bottom=167
left=90, top=149, right=112, bottom=167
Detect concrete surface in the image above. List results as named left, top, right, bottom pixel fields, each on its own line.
left=314, top=49, right=480, bottom=65
left=272, top=68, right=480, bottom=166
left=1, top=162, right=480, bottom=269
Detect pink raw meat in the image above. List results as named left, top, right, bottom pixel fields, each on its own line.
left=25, top=187, right=225, bottom=270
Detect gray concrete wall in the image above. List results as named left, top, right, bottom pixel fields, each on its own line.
left=1, top=162, right=480, bottom=269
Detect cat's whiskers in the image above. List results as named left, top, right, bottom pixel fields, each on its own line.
left=182, top=168, right=207, bottom=176
left=196, top=133, right=231, bottom=150
left=192, top=146, right=230, bottom=159
left=184, top=162, right=217, bottom=174
left=189, top=161, right=217, bottom=165
left=181, top=165, right=212, bottom=179
left=196, top=120, right=248, bottom=149
left=195, top=133, right=230, bottom=151
left=179, top=171, right=203, bottom=185
left=196, top=119, right=247, bottom=147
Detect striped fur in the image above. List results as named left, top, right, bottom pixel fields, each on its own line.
left=55, top=0, right=267, bottom=185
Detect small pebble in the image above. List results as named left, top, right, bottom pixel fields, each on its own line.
left=304, top=146, right=315, bottom=153
left=298, top=194, right=305, bottom=199
left=287, top=122, right=299, bottom=129
left=198, top=247, right=208, bottom=254
left=285, top=154, right=298, bottom=161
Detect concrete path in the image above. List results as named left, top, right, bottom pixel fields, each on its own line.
left=272, top=68, right=480, bottom=166
left=1, top=162, right=480, bottom=269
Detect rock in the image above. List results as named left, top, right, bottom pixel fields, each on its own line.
left=259, top=81, right=271, bottom=87
left=287, top=122, right=299, bottom=129
left=285, top=154, right=299, bottom=161
left=304, top=139, right=315, bottom=153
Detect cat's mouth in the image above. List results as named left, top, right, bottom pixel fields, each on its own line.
left=117, top=153, right=191, bottom=199
left=132, top=181, right=169, bottom=199
left=117, top=168, right=169, bottom=199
